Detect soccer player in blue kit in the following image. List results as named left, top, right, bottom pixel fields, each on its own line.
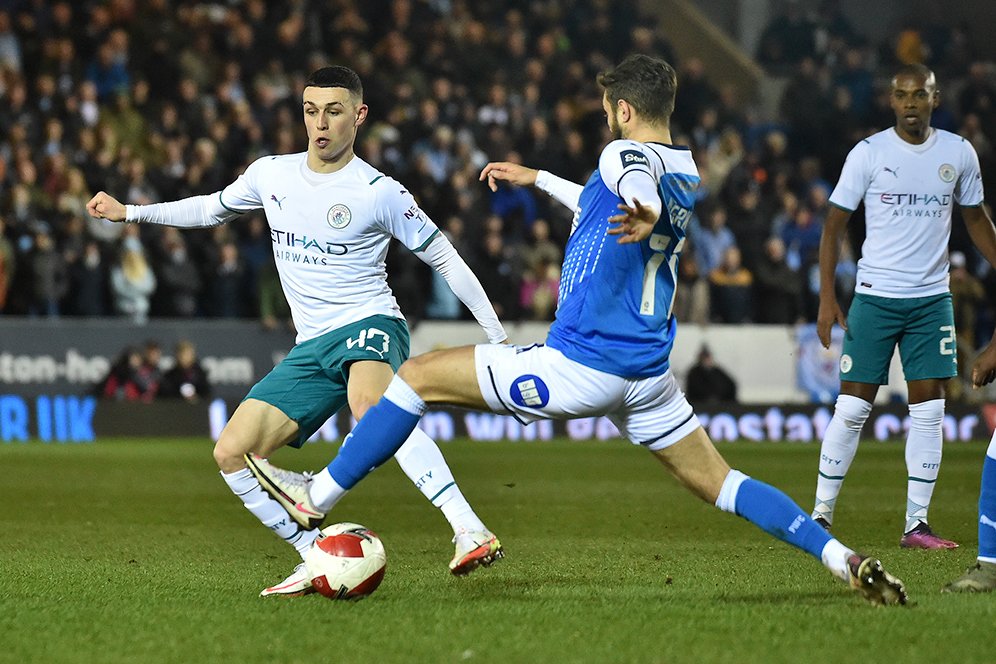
left=249, top=55, right=908, bottom=604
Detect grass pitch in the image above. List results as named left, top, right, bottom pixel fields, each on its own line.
left=2, top=437, right=994, bottom=663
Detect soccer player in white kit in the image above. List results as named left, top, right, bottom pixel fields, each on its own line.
left=86, top=66, right=507, bottom=596
left=811, top=64, right=996, bottom=548
left=250, top=55, right=908, bottom=605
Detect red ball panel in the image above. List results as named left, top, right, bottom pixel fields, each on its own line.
left=316, top=532, right=367, bottom=558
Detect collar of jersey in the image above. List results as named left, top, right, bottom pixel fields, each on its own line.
left=888, top=126, right=937, bottom=154
left=299, top=153, right=358, bottom=187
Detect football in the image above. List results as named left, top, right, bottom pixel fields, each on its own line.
left=304, top=522, right=387, bottom=600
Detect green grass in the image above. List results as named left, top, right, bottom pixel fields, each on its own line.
left=2, top=437, right=994, bottom=664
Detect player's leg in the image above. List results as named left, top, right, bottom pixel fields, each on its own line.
left=618, top=371, right=905, bottom=604
left=898, top=293, right=958, bottom=548
left=215, top=398, right=323, bottom=597
left=812, top=380, right=877, bottom=528
left=944, top=435, right=996, bottom=592
left=346, top=359, right=501, bottom=575
left=307, top=345, right=485, bottom=510
left=214, top=398, right=320, bottom=555
left=812, top=293, right=897, bottom=527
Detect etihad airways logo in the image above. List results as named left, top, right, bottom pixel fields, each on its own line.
left=879, top=193, right=951, bottom=206
left=270, top=229, right=348, bottom=265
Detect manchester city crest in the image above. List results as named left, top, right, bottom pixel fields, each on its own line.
left=938, top=163, right=956, bottom=183
left=327, top=204, right=351, bottom=229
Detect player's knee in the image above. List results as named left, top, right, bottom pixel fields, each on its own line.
left=213, top=431, right=249, bottom=473
left=833, top=394, right=872, bottom=428
left=396, top=356, right=426, bottom=390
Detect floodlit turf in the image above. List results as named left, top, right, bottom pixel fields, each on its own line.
left=2, top=437, right=994, bottom=663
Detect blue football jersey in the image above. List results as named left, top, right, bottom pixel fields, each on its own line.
left=545, top=140, right=700, bottom=378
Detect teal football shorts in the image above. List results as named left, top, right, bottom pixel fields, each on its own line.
left=244, top=314, right=410, bottom=447
left=839, top=292, right=957, bottom=385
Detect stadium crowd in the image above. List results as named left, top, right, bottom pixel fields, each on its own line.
left=0, top=0, right=994, bottom=344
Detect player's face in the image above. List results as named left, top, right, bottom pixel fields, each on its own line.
left=603, top=93, right=621, bottom=139
left=302, top=86, right=368, bottom=169
left=890, top=73, right=938, bottom=141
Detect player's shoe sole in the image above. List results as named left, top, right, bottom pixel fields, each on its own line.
left=245, top=453, right=326, bottom=531
left=941, top=561, right=996, bottom=593
left=260, top=562, right=315, bottom=597
left=449, top=530, right=504, bottom=576
left=813, top=516, right=832, bottom=532
left=847, top=554, right=908, bottom=606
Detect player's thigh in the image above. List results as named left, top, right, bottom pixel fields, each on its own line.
left=243, top=332, right=351, bottom=449
left=474, top=343, right=625, bottom=422
left=840, top=293, right=904, bottom=385
left=898, top=293, right=958, bottom=381
left=608, top=369, right=700, bottom=450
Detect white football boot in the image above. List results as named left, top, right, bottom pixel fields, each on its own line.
left=244, top=453, right=326, bottom=530
left=260, top=562, right=314, bottom=597
left=449, top=529, right=504, bottom=576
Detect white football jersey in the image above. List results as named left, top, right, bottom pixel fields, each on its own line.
left=830, top=127, right=984, bottom=298
left=220, top=154, right=439, bottom=342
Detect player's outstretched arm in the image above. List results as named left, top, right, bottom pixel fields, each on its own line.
left=607, top=199, right=656, bottom=244
left=816, top=206, right=852, bottom=348
left=86, top=191, right=127, bottom=222
left=479, top=162, right=538, bottom=192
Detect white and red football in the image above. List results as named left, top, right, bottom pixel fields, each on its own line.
left=304, top=522, right=386, bottom=600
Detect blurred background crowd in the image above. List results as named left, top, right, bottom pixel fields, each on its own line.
left=0, top=0, right=995, bottom=353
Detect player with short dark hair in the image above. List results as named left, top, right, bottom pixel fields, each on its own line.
left=87, top=66, right=508, bottom=596
left=809, top=64, right=996, bottom=548
left=250, top=54, right=908, bottom=605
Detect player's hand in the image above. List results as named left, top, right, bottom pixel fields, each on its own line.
left=86, top=191, right=127, bottom=222
left=972, top=342, right=996, bottom=388
left=479, top=162, right=538, bottom=192
left=607, top=199, right=655, bottom=244
left=816, top=297, right=847, bottom=348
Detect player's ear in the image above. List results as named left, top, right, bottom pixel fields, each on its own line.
left=932, top=89, right=941, bottom=110
left=355, top=103, right=369, bottom=127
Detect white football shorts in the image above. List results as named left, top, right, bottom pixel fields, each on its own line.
left=474, top=343, right=700, bottom=450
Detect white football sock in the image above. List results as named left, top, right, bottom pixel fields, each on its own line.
left=820, top=538, right=855, bottom=583
left=813, top=394, right=872, bottom=523
left=905, top=399, right=944, bottom=532
left=221, top=467, right=320, bottom=558
left=394, top=427, right=486, bottom=534
left=309, top=466, right=349, bottom=513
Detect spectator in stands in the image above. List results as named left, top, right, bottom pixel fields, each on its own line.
left=69, top=240, right=108, bottom=316
left=685, top=345, right=738, bottom=404
left=519, top=256, right=560, bottom=322
left=95, top=345, right=156, bottom=402
left=109, top=233, right=156, bottom=323
left=155, top=229, right=201, bottom=317
left=709, top=245, right=753, bottom=324
left=209, top=241, right=245, bottom=318
left=25, top=223, right=68, bottom=317
left=693, top=203, right=736, bottom=277
left=473, top=230, right=519, bottom=320
left=754, top=237, right=803, bottom=324
left=159, top=340, right=211, bottom=402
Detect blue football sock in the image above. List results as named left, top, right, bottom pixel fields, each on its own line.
left=979, top=454, right=996, bottom=560
left=326, top=398, right=420, bottom=489
left=735, top=478, right=833, bottom=560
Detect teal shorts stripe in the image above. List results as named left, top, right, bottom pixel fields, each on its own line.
left=839, top=292, right=957, bottom=384
left=244, top=315, right=410, bottom=448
